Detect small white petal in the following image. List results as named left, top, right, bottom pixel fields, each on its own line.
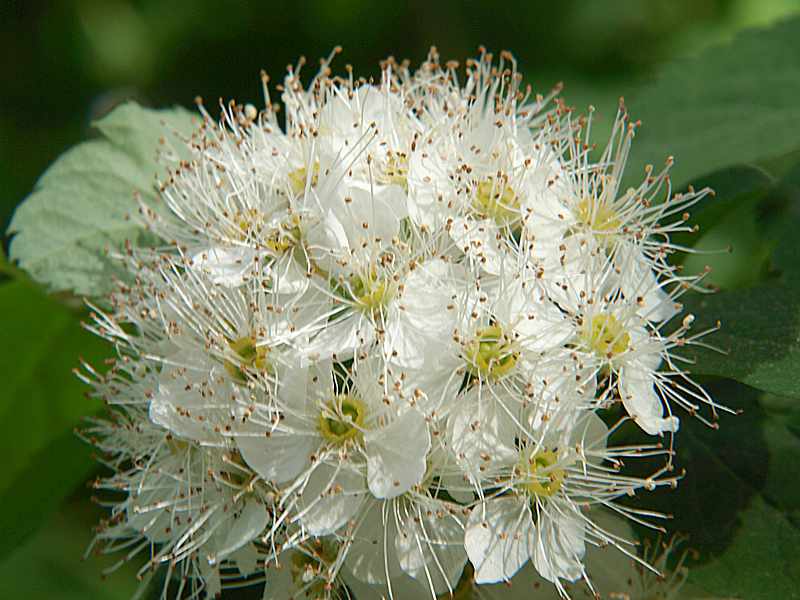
left=236, top=368, right=318, bottom=483
left=394, top=499, right=467, bottom=594
left=531, top=509, right=585, bottom=583
left=449, top=216, right=506, bottom=274
left=365, top=410, right=430, bottom=499
left=197, top=559, right=221, bottom=598
left=447, top=389, right=519, bottom=479
left=496, top=279, right=572, bottom=352
left=386, top=258, right=464, bottom=369
left=619, top=366, right=679, bottom=435
left=342, top=568, right=430, bottom=600
left=230, top=544, right=260, bottom=577
left=344, top=499, right=403, bottom=584
left=465, top=497, right=534, bottom=584
left=191, top=246, right=256, bottom=287
left=303, top=314, right=374, bottom=362
left=210, top=500, right=270, bottom=563
left=236, top=418, right=318, bottom=484
left=270, top=252, right=310, bottom=295
left=148, top=374, right=228, bottom=445
left=616, top=244, right=679, bottom=323
left=296, top=463, right=366, bottom=536
left=263, top=559, right=296, bottom=600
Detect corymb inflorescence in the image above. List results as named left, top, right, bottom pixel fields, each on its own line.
left=79, top=48, right=729, bottom=599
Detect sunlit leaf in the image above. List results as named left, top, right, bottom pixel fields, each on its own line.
left=7, top=102, right=196, bottom=297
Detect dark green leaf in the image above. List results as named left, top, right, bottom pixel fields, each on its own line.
left=681, top=283, right=800, bottom=397
left=676, top=162, right=800, bottom=291
left=625, top=17, right=800, bottom=190
left=0, top=278, right=110, bottom=558
left=670, top=165, right=773, bottom=253
left=0, top=500, right=141, bottom=600
left=678, top=162, right=800, bottom=395
left=0, top=433, right=96, bottom=562
left=674, top=382, right=800, bottom=598
left=622, top=381, right=800, bottom=599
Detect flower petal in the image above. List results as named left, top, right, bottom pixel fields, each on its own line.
left=365, top=409, right=430, bottom=499
left=344, top=499, right=403, bottom=584
left=447, top=388, right=519, bottom=480
left=191, top=246, right=256, bottom=287
left=295, top=463, right=367, bottom=536
left=619, top=366, right=679, bottom=435
left=302, top=314, right=375, bottom=362
left=394, top=498, right=468, bottom=595
left=465, top=497, right=534, bottom=584
left=530, top=509, right=585, bottom=583
left=209, top=499, right=270, bottom=564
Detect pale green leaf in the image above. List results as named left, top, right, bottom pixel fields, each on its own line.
left=7, top=102, right=197, bottom=296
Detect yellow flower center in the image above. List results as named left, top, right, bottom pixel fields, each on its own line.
left=232, top=208, right=267, bottom=241
left=333, top=271, right=394, bottom=314
left=352, top=275, right=392, bottom=312
left=472, top=177, right=521, bottom=228
left=264, top=214, right=302, bottom=255
left=583, top=313, right=630, bottom=358
left=380, top=152, right=409, bottom=190
left=464, top=325, right=519, bottom=380
left=288, top=162, right=320, bottom=197
left=576, top=197, right=621, bottom=241
left=318, top=395, right=366, bottom=445
left=519, top=449, right=565, bottom=498
left=223, top=335, right=271, bottom=382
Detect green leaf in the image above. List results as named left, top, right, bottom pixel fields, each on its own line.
left=676, top=165, right=792, bottom=290
left=677, top=162, right=800, bottom=396
left=0, top=433, right=97, bottom=563
left=688, top=497, right=800, bottom=599
left=7, top=102, right=196, bottom=297
left=625, top=17, right=800, bottom=190
left=0, top=278, right=110, bottom=559
left=679, top=224, right=800, bottom=399
left=682, top=284, right=800, bottom=397
left=0, top=501, right=142, bottom=600
left=619, top=381, right=800, bottom=599
left=669, top=164, right=774, bottom=253
left=661, top=381, right=800, bottom=599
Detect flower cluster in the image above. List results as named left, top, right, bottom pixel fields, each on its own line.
left=81, top=49, right=724, bottom=599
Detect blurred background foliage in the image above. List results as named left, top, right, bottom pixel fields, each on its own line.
left=3, top=1, right=800, bottom=598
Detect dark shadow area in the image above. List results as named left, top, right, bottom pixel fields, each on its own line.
left=620, top=378, right=768, bottom=564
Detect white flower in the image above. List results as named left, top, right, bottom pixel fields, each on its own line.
left=524, top=103, right=711, bottom=324
left=342, top=493, right=468, bottom=595
left=463, top=413, right=675, bottom=590
left=233, top=356, right=431, bottom=542
left=77, top=47, right=726, bottom=600
left=576, top=298, right=681, bottom=435
left=552, top=262, right=727, bottom=434
left=83, top=408, right=276, bottom=600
